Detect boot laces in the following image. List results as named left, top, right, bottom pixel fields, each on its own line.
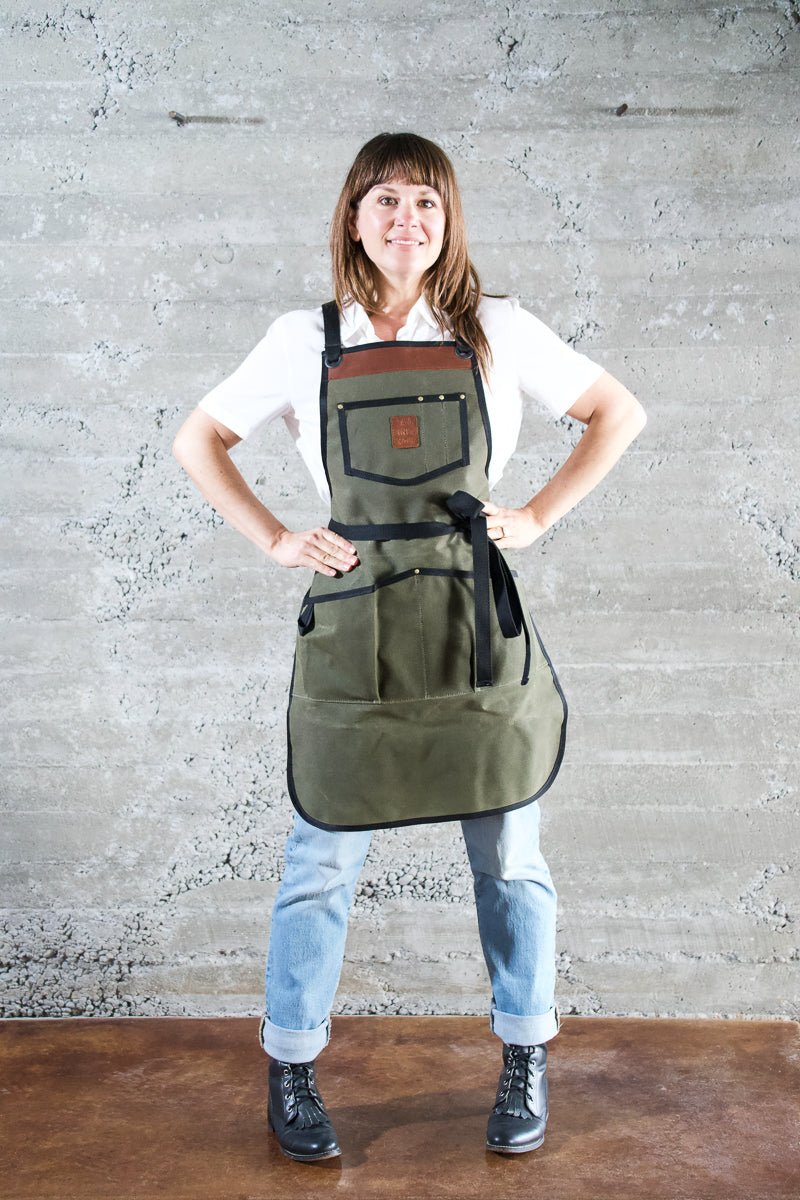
left=283, top=1062, right=327, bottom=1128
left=494, top=1044, right=539, bottom=1118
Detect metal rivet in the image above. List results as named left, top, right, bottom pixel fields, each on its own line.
left=460, top=393, right=466, bottom=399
left=414, top=568, right=420, bottom=574
left=418, top=395, right=424, bottom=401
left=337, top=403, right=343, bottom=409
left=438, top=394, right=445, bottom=399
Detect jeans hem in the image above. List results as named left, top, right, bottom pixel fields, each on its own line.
left=258, top=1012, right=332, bottom=1062
left=489, top=1001, right=561, bottom=1046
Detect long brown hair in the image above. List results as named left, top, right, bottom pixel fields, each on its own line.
left=328, top=131, right=508, bottom=380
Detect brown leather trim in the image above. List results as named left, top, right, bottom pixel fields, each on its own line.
left=329, top=344, right=471, bottom=380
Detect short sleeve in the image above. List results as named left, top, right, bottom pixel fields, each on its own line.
left=196, top=314, right=293, bottom=440
left=513, top=298, right=605, bottom=418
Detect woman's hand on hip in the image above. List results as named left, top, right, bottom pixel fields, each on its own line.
left=269, top=527, right=360, bottom=576
left=480, top=500, right=548, bottom=549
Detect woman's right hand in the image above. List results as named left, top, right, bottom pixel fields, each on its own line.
left=269, top=526, right=360, bottom=577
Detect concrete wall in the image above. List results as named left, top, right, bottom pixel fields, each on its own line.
left=2, top=1, right=798, bottom=1024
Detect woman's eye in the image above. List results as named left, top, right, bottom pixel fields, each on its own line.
left=377, top=196, right=436, bottom=207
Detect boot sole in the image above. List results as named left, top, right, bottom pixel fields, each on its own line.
left=268, top=1108, right=342, bottom=1161
left=486, top=1132, right=545, bottom=1154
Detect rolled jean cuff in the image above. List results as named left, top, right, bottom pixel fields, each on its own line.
left=258, top=1013, right=331, bottom=1062
left=490, top=1002, right=561, bottom=1046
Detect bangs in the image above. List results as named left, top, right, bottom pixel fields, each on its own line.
left=354, top=137, right=449, bottom=203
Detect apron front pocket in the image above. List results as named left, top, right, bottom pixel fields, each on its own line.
left=416, top=570, right=538, bottom=694
left=293, top=587, right=379, bottom=702
left=374, top=569, right=475, bottom=701
left=373, top=568, right=546, bottom=701
left=338, top=393, right=469, bottom=486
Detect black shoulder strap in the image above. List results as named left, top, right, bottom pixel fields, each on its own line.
left=322, top=300, right=342, bottom=367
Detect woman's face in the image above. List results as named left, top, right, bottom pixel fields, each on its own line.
left=347, top=176, right=447, bottom=298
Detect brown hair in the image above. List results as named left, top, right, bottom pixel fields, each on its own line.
left=328, top=131, right=509, bottom=380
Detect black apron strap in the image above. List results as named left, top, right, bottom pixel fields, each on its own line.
left=328, top=517, right=456, bottom=540
left=445, top=490, right=529, bottom=688
left=322, top=300, right=342, bottom=367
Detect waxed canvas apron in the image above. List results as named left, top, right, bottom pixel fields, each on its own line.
left=285, top=300, right=568, bottom=831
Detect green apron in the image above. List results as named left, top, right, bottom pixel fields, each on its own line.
left=286, top=300, right=567, bottom=831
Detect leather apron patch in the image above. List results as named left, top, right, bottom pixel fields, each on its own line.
left=390, top=413, right=420, bottom=448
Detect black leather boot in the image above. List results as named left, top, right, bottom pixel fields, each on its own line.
left=486, top=1041, right=549, bottom=1154
left=267, top=1056, right=342, bottom=1161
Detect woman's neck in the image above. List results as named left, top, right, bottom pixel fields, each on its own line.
left=367, top=311, right=408, bottom=341
left=366, top=291, right=425, bottom=339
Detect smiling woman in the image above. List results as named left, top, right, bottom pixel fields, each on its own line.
left=346, top=179, right=448, bottom=339
left=172, top=128, right=646, bottom=1164
left=325, top=131, right=509, bottom=381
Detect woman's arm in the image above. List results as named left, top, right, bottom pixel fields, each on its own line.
left=481, top=370, right=647, bottom=547
left=172, top=408, right=359, bottom=577
left=524, top=369, right=647, bottom=533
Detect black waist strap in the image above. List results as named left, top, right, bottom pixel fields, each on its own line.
left=324, top=491, right=530, bottom=688
left=444, top=490, right=530, bottom=687
left=328, top=517, right=456, bottom=540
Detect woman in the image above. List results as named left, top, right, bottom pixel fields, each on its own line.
left=173, top=131, right=646, bottom=1163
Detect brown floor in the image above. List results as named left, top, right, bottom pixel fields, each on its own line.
left=1, top=1015, right=798, bottom=1200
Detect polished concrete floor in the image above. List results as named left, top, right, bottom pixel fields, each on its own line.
left=1, top=1015, right=798, bottom=1199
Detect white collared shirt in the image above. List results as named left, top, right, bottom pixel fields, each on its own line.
left=197, top=293, right=605, bottom=507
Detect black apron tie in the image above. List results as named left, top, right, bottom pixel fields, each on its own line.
left=444, top=490, right=530, bottom=688
left=297, top=587, right=315, bottom=635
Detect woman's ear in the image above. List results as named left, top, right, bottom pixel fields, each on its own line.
left=347, top=199, right=361, bottom=242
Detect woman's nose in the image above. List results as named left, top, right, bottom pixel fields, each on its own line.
left=393, top=200, right=418, bottom=222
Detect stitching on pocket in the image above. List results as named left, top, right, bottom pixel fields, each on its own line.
left=413, top=572, right=429, bottom=699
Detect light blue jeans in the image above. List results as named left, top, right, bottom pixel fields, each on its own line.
left=258, top=799, right=560, bottom=1062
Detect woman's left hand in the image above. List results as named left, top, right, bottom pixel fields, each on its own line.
left=480, top=499, right=548, bottom=550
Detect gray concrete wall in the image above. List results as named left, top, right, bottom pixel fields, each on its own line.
left=2, top=1, right=798, bottom=1024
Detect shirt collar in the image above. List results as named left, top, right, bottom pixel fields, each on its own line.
left=339, top=293, right=448, bottom=341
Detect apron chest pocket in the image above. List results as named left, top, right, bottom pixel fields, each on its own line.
left=338, top=393, right=470, bottom=486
